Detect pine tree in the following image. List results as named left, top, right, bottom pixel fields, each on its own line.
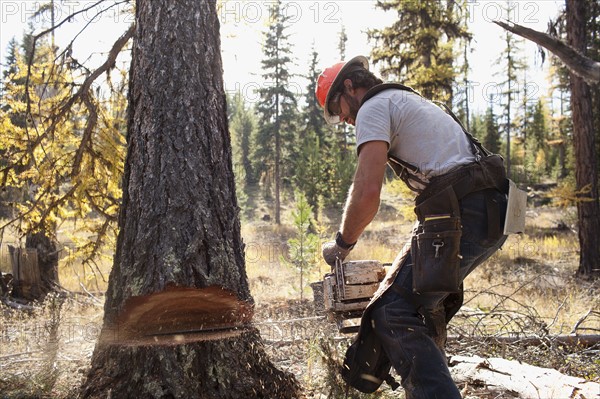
left=523, top=98, right=551, bottom=181
left=455, top=37, right=473, bottom=131
left=469, top=111, right=485, bottom=142
left=296, top=47, right=327, bottom=216
left=527, top=99, right=548, bottom=153
left=338, top=25, right=348, bottom=61
left=230, top=92, right=255, bottom=187
left=336, top=25, right=356, bottom=155
left=2, top=38, right=19, bottom=82
left=546, top=14, right=572, bottom=181
left=80, top=1, right=300, bottom=396
left=368, top=0, right=471, bottom=102
left=483, top=104, right=502, bottom=155
left=228, top=92, right=256, bottom=219
left=304, top=46, right=327, bottom=145
left=493, top=0, right=528, bottom=179
left=327, top=25, right=356, bottom=209
left=254, top=0, right=297, bottom=224
left=285, top=190, right=319, bottom=301
left=566, top=0, right=600, bottom=278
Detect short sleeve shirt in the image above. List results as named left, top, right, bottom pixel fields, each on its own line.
left=355, top=89, right=476, bottom=191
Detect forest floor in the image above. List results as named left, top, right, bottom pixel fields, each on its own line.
left=1, top=188, right=599, bottom=398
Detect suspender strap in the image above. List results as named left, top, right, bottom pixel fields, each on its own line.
left=360, top=82, right=494, bottom=162
left=434, top=100, right=490, bottom=160
left=360, top=82, right=419, bottom=106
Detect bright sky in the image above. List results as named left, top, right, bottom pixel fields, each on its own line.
left=1, top=0, right=564, bottom=114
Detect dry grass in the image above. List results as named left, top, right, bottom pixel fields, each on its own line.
left=1, top=195, right=598, bottom=397
left=0, top=295, right=101, bottom=398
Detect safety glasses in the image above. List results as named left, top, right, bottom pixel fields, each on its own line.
left=328, top=91, right=343, bottom=117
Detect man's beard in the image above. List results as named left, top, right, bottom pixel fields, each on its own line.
left=344, top=93, right=360, bottom=123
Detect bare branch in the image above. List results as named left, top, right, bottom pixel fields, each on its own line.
left=22, top=0, right=108, bottom=142
left=72, top=91, right=99, bottom=178
left=1, top=24, right=134, bottom=186
left=571, top=308, right=599, bottom=334
left=493, top=20, right=600, bottom=84
left=53, top=0, right=132, bottom=65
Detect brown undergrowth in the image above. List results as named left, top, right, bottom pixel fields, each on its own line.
left=0, top=204, right=598, bottom=398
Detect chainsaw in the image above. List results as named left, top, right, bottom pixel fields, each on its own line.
left=311, top=260, right=390, bottom=333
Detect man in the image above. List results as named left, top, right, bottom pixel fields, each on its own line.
left=317, top=56, right=510, bottom=398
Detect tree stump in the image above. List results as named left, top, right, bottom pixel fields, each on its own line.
left=8, top=246, right=41, bottom=300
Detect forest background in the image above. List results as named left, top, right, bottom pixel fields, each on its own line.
left=0, top=0, right=599, bottom=397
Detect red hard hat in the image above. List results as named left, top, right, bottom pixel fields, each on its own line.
left=315, top=55, right=369, bottom=124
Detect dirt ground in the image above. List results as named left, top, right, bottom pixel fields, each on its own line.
left=1, top=206, right=599, bottom=398
left=0, top=292, right=598, bottom=398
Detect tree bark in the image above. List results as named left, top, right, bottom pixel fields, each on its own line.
left=566, top=0, right=600, bottom=279
left=79, top=1, right=299, bottom=397
left=25, top=232, right=59, bottom=295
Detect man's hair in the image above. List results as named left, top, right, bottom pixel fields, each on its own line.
left=327, top=67, right=383, bottom=112
left=343, top=69, right=383, bottom=90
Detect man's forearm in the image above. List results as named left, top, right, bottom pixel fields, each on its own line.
left=339, top=181, right=381, bottom=245
left=338, top=140, right=388, bottom=246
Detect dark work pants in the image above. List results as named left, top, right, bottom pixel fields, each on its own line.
left=371, top=190, right=508, bottom=399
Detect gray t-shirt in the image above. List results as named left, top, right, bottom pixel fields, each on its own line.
left=356, top=89, right=476, bottom=191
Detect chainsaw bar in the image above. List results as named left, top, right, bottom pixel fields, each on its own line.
left=144, top=324, right=250, bottom=337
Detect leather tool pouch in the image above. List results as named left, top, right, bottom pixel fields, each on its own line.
left=412, top=216, right=462, bottom=294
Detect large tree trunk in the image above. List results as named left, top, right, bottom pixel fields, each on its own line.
left=566, top=0, right=600, bottom=279
left=79, top=1, right=299, bottom=397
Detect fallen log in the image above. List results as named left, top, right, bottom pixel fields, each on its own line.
left=450, top=355, right=599, bottom=399
left=453, top=334, right=600, bottom=348
left=0, top=297, right=37, bottom=311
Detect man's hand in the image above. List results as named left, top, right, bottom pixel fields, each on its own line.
left=322, top=238, right=353, bottom=267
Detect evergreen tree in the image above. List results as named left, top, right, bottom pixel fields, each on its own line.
left=297, top=47, right=328, bottom=216
left=546, top=14, right=572, bottom=181
left=523, top=98, right=551, bottom=180
left=230, top=92, right=256, bottom=187
left=2, top=38, right=19, bottom=82
left=469, top=111, right=485, bottom=142
left=20, top=25, right=36, bottom=63
left=325, top=26, right=356, bottom=209
left=80, top=1, right=300, bottom=395
left=527, top=99, right=548, bottom=153
left=566, top=0, right=600, bottom=278
left=254, top=0, right=297, bottom=224
left=588, top=0, right=600, bottom=178
left=493, top=0, right=528, bottom=179
left=338, top=25, right=348, bottom=61
left=455, top=36, right=473, bottom=130
left=1, top=37, right=26, bottom=123
left=304, top=46, right=326, bottom=145
left=368, top=0, right=471, bottom=102
left=335, top=24, right=355, bottom=155
left=483, top=104, right=502, bottom=155
left=294, top=130, right=322, bottom=215
left=285, top=190, right=319, bottom=301
left=228, top=92, right=256, bottom=219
